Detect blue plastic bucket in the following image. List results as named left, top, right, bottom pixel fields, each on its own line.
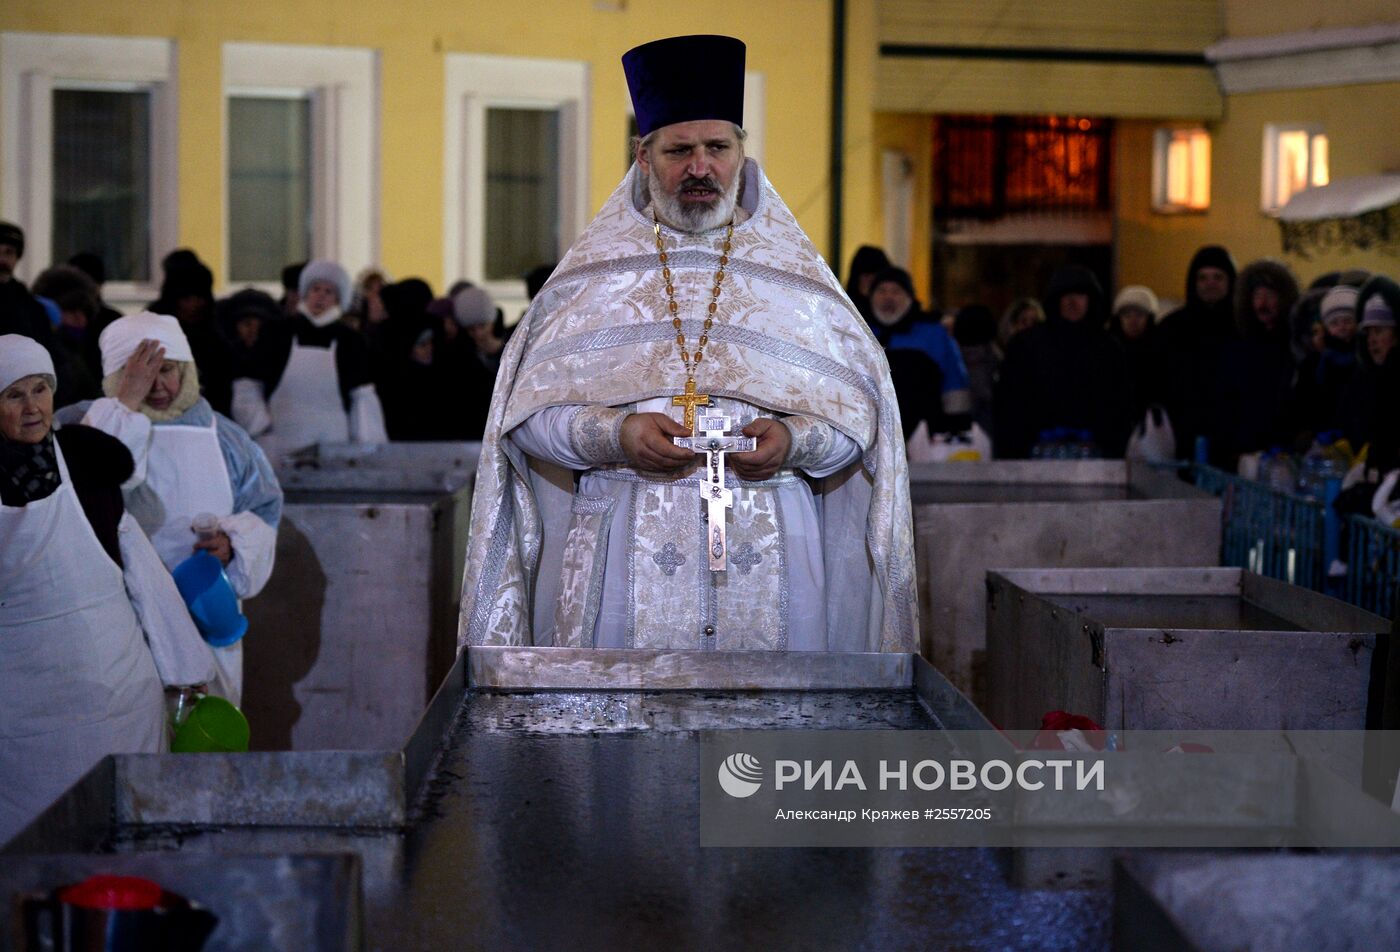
left=171, top=551, right=248, bottom=647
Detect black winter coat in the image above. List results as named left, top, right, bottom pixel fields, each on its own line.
left=1206, top=336, right=1296, bottom=468
left=1337, top=356, right=1396, bottom=454
left=56, top=424, right=133, bottom=568
left=994, top=317, right=1132, bottom=458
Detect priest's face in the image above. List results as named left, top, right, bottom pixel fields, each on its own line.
left=638, top=120, right=744, bottom=233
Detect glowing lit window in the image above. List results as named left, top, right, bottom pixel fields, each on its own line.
left=1152, top=128, right=1211, bottom=212
left=1263, top=124, right=1328, bottom=214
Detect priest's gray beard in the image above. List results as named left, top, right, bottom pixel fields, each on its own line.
left=648, top=164, right=743, bottom=234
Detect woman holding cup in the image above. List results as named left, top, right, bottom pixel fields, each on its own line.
left=58, top=313, right=283, bottom=704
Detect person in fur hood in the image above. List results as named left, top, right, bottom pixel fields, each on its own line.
left=1204, top=259, right=1300, bottom=468
left=1154, top=245, right=1237, bottom=459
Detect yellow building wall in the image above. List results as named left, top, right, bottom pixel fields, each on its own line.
left=863, top=113, right=933, bottom=304
left=1116, top=80, right=1400, bottom=301
left=0, top=0, right=839, bottom=289
left=839, top=0, right=879, bottom=285
left=1222, top=0, right=1399, bottom=37
left=881, top=0, right=1222, bottom=52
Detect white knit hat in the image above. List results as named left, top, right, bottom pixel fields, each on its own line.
left=99, top=312, right=194, bottom=377
left=0, top=333, right=54, bottom=392
left=452, top=285, right=495, bottom=328
left=298, top=259, right=352, bottom=307
left=1319, top=286, right=1359, bottom=327
left=1112, top=285, right=1159, bottom=320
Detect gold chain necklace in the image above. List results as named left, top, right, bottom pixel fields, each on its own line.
left=655, top=214, right=734, bottom=431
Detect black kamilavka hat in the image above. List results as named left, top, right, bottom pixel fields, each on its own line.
left=623, top=35, right=745, bottom=137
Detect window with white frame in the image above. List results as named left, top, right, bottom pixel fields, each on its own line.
left=882, top=150, right=914, bottom=267
left=485, top=107, right=562, bottom=283
left=222, top=43, right=378, bottom=286
left=444, top=54, right=590, bottom=316
left=53, top=86, right=154, bottom=282
left=1152, top=127, right=1211, bottom=212
left=1, top=33, right=177, bottom=300
left=226, top=93, right=313, bottom=283
left=1262, top=124, right=1328, bottom=214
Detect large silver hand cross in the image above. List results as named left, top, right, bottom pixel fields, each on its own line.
left=674, top=413, right=756, bottom=572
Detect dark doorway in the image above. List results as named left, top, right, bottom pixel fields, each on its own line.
left=931, top=114, right=1115, bottom=316
left=936, top=243, right=1114, bottom=315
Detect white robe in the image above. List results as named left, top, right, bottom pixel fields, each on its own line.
left=511, top=396, right=861, bottom=649
left=458, top=159, right=919, bottom=653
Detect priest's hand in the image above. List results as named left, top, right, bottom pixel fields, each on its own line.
left=732, top=417, right=791, bottom=481
left=620, top=413, right=695, bottom=473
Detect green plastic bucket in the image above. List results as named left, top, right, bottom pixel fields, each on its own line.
left=171, top=696, right=250, bottom=753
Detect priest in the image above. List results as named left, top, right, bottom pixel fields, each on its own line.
left=458, top=34, right=916, bottom=653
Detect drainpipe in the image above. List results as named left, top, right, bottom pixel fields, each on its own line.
left=829, top=0, right=846, bottom=270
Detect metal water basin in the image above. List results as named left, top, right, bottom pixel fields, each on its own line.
left=242, top=443, right=476, bottom=751
left=986, top=567, right=1387, bottom=735
left=910, top=461, right=1221, bottom=705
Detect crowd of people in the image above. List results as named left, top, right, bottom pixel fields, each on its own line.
left=0, top=222, right=524, bottom=454
left=847, top=243, right=1400, bottom=487
left=12, top=215, right=1395, bottom=484
left=0, top=214, right=565, bottom=840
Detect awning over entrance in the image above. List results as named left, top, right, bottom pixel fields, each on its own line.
left=877, top=57, right=1223, bottom=120
left=1279, top=175, right=1400, bottom=221
left=1278, top=175, right=1400, bottom=259
left=875, top=0, right=1224, bottom=119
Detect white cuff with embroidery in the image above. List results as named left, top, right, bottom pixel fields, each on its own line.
left=781, top=414, right=862, bottom=478
left=568, top=406, right=630, bottom=465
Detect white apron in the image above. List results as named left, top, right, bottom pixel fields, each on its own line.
left=145, top=419, right=243, bottom=703
left=0, top=441, right=165, bottom=845
left=260, top=338, right=349, bottom=460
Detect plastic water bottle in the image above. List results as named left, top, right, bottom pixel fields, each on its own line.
left=192, top=513, right=221, bottom=544
left=1296, top=433, right=1349, bottom=500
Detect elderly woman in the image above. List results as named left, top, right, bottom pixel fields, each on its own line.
left=0, top=334, right=166, bottom=844
left=59, top=313, right=283, bottom=704
left=232, top=258, right=388, bottom=460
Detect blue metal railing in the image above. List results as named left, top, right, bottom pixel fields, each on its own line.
left=1189, top=463, right=1400, bottom=617
left=1345, top=513, right=1400, bottom=619
left=1192, top=465, right=1327, bottom=590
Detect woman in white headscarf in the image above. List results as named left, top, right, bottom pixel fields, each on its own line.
left=0, top=334, right=167, bottom=845
left=231, top=258, right=388, bottom=460
left=59, top=312, right=283, bottom=705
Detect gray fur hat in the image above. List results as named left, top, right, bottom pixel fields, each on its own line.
left=298, top=259, right=352, bottom=307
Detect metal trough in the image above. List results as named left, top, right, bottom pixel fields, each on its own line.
left=5, top=649, right=1106, bottom=951
left=241, top=442, right=478, bottom=751
left=986, top=567, right=1388, bottom=736
left=910, top=460, right=1220, bottom=704
left=11, top=645, right=1400, bottom=949
left=1113, top=852, right=1400, bottom=952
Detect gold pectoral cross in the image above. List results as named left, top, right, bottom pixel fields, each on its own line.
left=672, top=378, right=710, bottom=432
